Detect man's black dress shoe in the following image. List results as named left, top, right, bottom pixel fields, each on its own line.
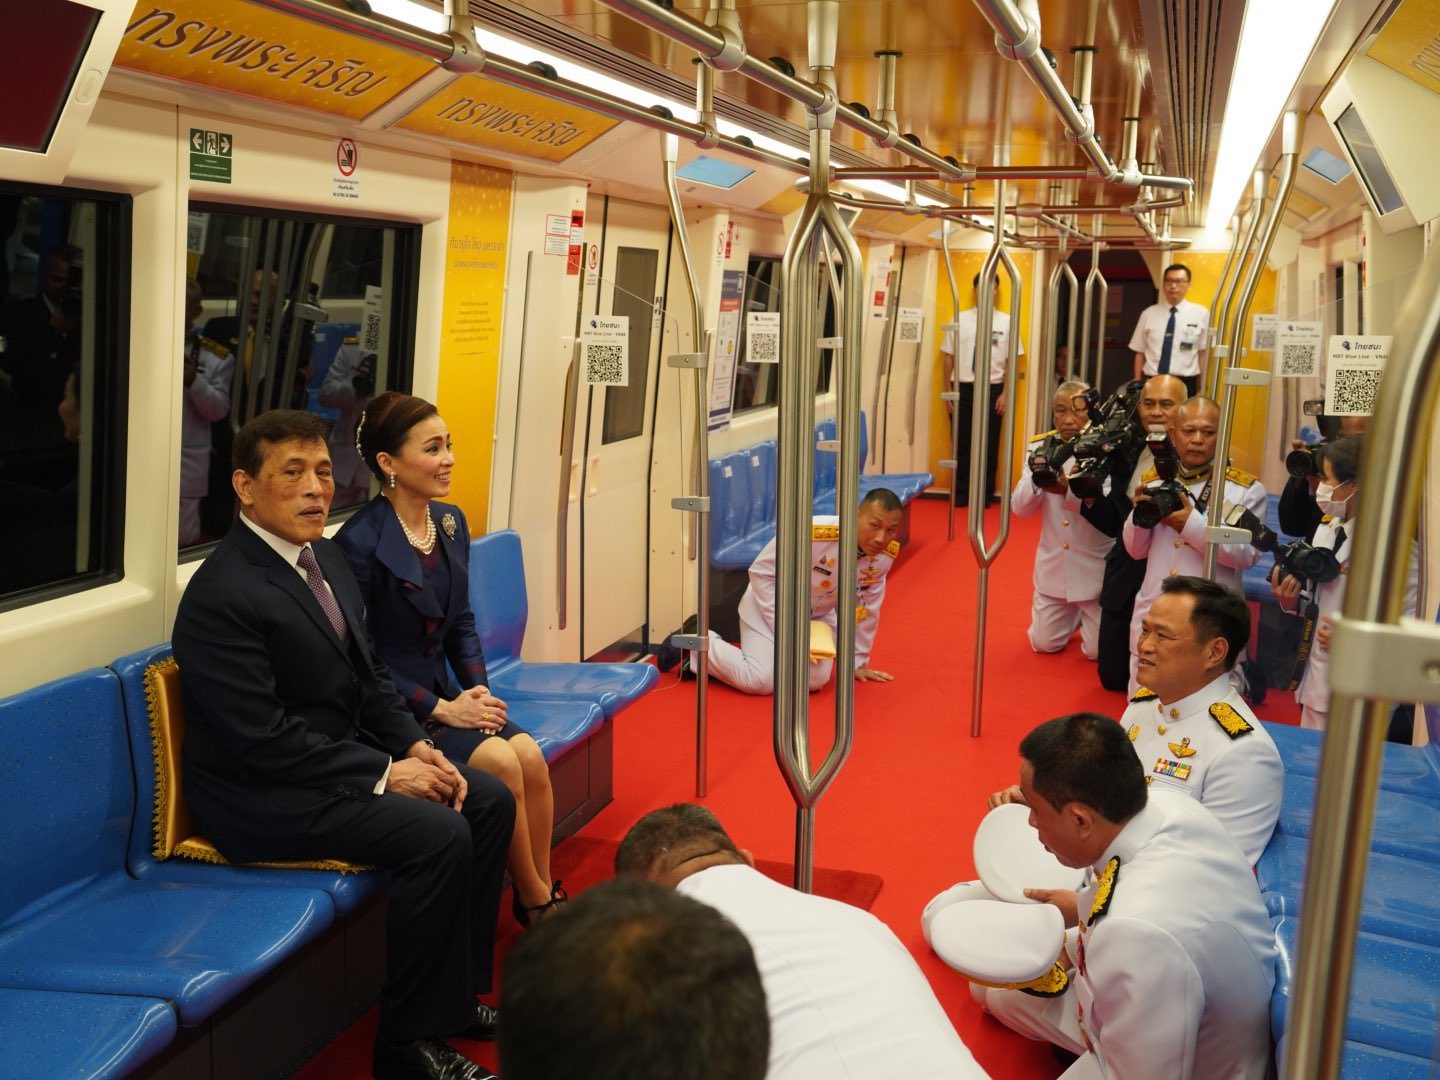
left=372, top=1035, right=497, bottom=1080
left=456, top=1001, right=500, bottom=1041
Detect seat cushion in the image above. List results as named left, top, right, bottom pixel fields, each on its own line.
left=1276, top=775, right=1440, bottom=863
left=1261, top=721, right=1440, bottom=798
left=487, top=661, right=657, bottom=721
left=502, top=694, right=606, bottom=762
left=0, top=873, right=332, bottom=1026
left=0, top=987, right=176, bottom=1080
left=1275, top=1034, right=1434, bottom=1080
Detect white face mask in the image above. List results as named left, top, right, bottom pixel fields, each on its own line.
left=1316, top=481, right=1353, bottom=520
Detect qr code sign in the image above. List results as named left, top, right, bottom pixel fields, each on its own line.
left=1254, top=326, right=1275, bottom=351
left=897, top=319, right=921, bottom=343
left=1279, top=343, right=1316, bottom=377
left=750, top=331, right=779, bottom=363
left=1330, top=367, right=1382, bottom=414
left=583, top=342, right=628, bottom=386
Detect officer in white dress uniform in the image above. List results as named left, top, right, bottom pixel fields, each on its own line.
left=618, top=805, right=989, bottom=1080
left=179, top=280, right=234, bottom=546
left=1122, top=398, right=1265, bottom=693
left=1014, top=381, right=1113, bottom=659
left=706, top=489, right=904, bottom=694
left=959, top=715, right=1277, bottom=1080
left=318, top=338, right=376, bottom=507
left=1129, top=263, right=1208, bottom=395
left=941, top=274, right=1025, bottom=506
left=1270, top=435, right=1420, bottom=730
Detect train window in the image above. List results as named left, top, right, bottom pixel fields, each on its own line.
left=730, top=255, right=836, bottom=415
left=0, top=184, right=129, bottom=608
left=181, top=205, right=420, bottom=553
left=600, top=245, right=659, bottom=444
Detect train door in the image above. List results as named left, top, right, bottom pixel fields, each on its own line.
left=578, top=196, right=671, bottom=659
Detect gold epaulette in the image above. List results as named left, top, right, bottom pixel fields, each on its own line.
left=1130, top=687, right=1158, bottom=703
left=1141, top=467, right=1159, bottom=483
left=1209, top=701, right=1254, bottom=739
left=200, top=336, right=230, bottom=359
left=812, top=524, right=840, bottom=541
left=343, top=336, right=360, bottom=345
left=1029, top=429, right=1057, bottom=443
left=1086, top=857, right=1120, bottom=927
left=1225, top=465, right=1258, bottom=487
left=1320, top=513, right=1334, bottom=524
left=967, top=955, right=1071, bottom=999
left=884, top=540, right=901, bottom=557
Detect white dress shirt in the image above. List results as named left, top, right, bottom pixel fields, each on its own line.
left=1123, top=673, right=1282, bottom=865
left=678, top=863, right=988, bottom=1079
left=1129, top=299, right=1208, bottom=378
left=941, top=307, right=1024, bottom=385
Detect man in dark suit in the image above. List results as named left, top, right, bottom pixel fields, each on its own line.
left=172, top=410, right=513, bottom=1080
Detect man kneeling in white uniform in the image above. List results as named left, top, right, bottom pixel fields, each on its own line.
left=707, top=488, right=904, bottom=693
left=617, top=804, right=989, bottom=1080
left=928, top=714, right=1276, bottom=1080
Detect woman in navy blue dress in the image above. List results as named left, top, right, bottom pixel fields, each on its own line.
left=336, top=392, right=562, bottom=923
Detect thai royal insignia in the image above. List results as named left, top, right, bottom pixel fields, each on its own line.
left=1127, top=724, right=1140, bottom=742
left=855, top=605, right=868, bottom=622
left=813, top=524, right=840, bottom=541
left=1154, top=758, right=1193, bottom=781
left=1130, top=687, right=1158, bottom=703
left=1168, top=737, right=1196, bottom=758
left=1209, top=701, right=1254, bottom=739
left=1086, top=857, right=1119, bottom=927
left=1019, top=960, right=1070, bottom=998
left=441, top=513, right=457, bottom=539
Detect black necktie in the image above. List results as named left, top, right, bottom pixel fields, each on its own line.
left=1158, top=307, right=1177, bottom=374
left=298, top=546, right=348, bottom=642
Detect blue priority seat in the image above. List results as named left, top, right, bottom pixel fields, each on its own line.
left=1261, top=721, right=1440, bottom=799
left=1275, top=1034, right=1435, bottom=1080
left=110, top=644, right=386, bottom=915
left=0, top=669, right=332, bottom=1026
left=1275, top=774, right=1440, bottom=863
left=0, top=987, right=176, bottom=1080
left=469, top=530, right=657, bottom=720
left=1259, top=833, right=1440, bottom=949
left=710, top=451, right=768, bottom=571
left=1271, top=915, right=1440, bottom=1060
left=857, top=412, right=933, bottom=501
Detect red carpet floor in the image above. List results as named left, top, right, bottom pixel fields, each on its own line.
left=299, top=496, right=1300, bottom=1078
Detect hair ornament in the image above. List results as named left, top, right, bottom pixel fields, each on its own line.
left=354, top=409, right=367, bottom=458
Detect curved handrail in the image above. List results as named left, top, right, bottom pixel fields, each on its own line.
left=1209, top=172, right=1266, bottom=400
left=1205, top=212, right=1243, bottom=393
left=941, top=221, right=965, bottom=541
left=1282, top=241, right=1440, bottom=1080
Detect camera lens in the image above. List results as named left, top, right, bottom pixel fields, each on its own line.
left=1285, top=447, right=1318, bottom=480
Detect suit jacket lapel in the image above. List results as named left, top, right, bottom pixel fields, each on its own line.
left=438, top=512, right=468, bottom=632
left=375, top=505, right=445, bottom=621
left=232, top=523, right=353, bottom=662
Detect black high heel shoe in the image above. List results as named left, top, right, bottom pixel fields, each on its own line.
left=512, top=881, right=568, bottom=928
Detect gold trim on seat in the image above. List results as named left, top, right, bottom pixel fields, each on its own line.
left=143, top=657, right=371, bottom=874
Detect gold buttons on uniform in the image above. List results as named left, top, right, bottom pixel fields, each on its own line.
left=1174, top=540, right=1182, bottom=548
left=1170, top=708, right=1180, bottom=719
left=1062, top=519, right=1070, bottom=526
left=1062, top=543, right=1070, bottom=550
left=1169, top=569, right=1179, bottom=576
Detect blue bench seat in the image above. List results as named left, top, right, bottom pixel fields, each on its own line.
left=1271, top=916, right=1440, bottom=1060
left=1261, top=721, right=1440, bottom=798
left=1274, top=774, right=1440, bottom=863
left=1275, top=1034, right=1435, bottom=1080
left=0, top=987, right=176, bottom=1080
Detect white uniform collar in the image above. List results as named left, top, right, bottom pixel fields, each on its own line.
left=1093, top=796, right=1165, bottom=873
left=1156, top=671, right=1233, bottom=717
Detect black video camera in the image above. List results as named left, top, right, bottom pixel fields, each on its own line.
left=1131, top=432, right=1190, bottom=529
left=1027, top=434, right=1074, bottom=489
left=1285, top=443, right=1322, bottom=480
left=1067, top=382, right=1143, bottom=500
left=1224, top=504, right=1343, bottom=585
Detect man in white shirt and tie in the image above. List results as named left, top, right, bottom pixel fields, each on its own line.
left=1129, top=264, right=1208, bottom=396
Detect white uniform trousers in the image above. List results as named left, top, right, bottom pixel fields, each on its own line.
left=707, top=622, right=833, bottom=695
left=1029, top=594, right=1100, bottom=659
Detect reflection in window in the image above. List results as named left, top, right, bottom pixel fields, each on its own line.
left=183, top=207, right=419, bottom=551
left=730, top=255, right=837, bottom=415
left=0, top=185, right=128, bottom=606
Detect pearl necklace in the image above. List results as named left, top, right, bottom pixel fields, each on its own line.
left=395, top=505, right=437, bottom=554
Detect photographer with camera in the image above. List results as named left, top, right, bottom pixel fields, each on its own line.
left=1265, top=435, right=1417, bottom=731
left=319, top=336, right=379, bottom=506
left=1122, top=397, right=1267, bottom=694
left=1010, top=381, right=1113, bottom=659
left=1075, top=374, right=1189, bottom=691
left=1278, top=413, right=1367, bottom=538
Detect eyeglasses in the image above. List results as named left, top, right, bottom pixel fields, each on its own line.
left=1163, top=277, right=1189, bottom=286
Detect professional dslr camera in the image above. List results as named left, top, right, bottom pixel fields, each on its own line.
left=1027, top=434, right=1074, bottom=489
left=1223, top=504, right=1343, bottom=585
left=1067, top=381, right=1144, bottom=500
left=1131, top=432, right=1191, bottom=529
left=1285, top=401, right=1330, bottom=479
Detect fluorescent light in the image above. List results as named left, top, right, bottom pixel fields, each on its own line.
left=367, top=0, right=444, bottom=33
left=1205, top=1, right=1337, bottom=231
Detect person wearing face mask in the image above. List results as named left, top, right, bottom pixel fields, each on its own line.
left=1269, top=436, right=1419, bottom=731
left=1011, top=381, right=1113, bottom=659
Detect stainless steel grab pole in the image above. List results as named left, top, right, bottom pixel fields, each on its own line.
left=1202, top=114, right=1302, bottom=580
left=1205, top=213, right=1243, bottom=393
left=1078, top=223, right=1105, bottom=386
left=772, top=0, right=863, bottom=894
left=1282, top=243, right=1440, bottom=1080
left=661, top=132, right=715, bottom=799
left=940, top=221, right=964, bottom=542
left=1209, top=173, right=1266, bottom=400
left=966, top=171, right=1023, bottom=739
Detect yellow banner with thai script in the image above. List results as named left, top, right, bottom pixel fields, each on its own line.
left=1367, top=0, right=1440, bottom=95
left=117, top=0, right=432, bottom=118
left=395, top=78, right=619, bottom=162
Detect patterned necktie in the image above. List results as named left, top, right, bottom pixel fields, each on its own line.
left=297, top=546, right=348, bottom=642
left=1157, top=306, right=1177, bottom=374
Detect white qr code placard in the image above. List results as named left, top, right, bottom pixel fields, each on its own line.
left=1250, top=314, right=1277, bottom=353
left=582, top=315, right=630, bottom=386
left=1325, top=335, right=1392, bottom=416
left=897, top=307, right=923, bottom=344
left=1274, top=320, right=1322, bottom=378
left=747, top=311, right=780, bottom=364
left=362, top=285, right=384, bottom=354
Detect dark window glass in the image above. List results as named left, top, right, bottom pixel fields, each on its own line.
left=0, top=184, right=128, bottom=607
left=731, top=254, right=836, bottom=415
left=600, top=245, right=659, bottom=444
left=183, top=206, right=419, bottom=552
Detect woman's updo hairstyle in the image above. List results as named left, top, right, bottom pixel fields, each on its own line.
left=1317, top=434, right=1362, bottom=485
left=354, top=391, right=439, bottom=482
